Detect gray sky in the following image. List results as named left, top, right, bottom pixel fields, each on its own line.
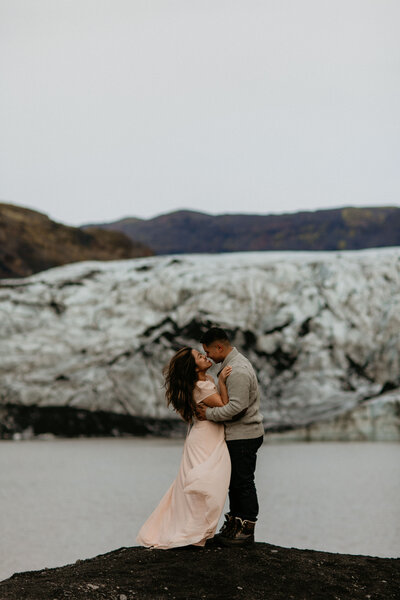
left=1, top=0, right=399, bottom=226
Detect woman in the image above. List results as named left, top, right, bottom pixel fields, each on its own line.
left=136, top=347, right=232, bottom=549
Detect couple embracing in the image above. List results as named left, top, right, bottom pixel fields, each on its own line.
left=137, top=327, right=264, bottom=549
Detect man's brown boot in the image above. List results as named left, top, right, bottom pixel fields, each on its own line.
left=214, top=513, right=235, bottom=541
left=220, top=517, right=256, bottom=547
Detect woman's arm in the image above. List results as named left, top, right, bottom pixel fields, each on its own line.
left=205, top=369, right=250, bottom=422
left=198, top=367, right=232, bottom=408
left=217, top=366, right=232, bottom=405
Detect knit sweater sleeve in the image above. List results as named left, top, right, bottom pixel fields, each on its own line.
left=205, top=370, right=250, bottom=422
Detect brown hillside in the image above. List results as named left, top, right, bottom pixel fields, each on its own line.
left=0, top=203, right=153, bottom=279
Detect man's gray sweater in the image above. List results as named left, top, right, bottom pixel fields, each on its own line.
left=205, top=347, right=264, bottom=441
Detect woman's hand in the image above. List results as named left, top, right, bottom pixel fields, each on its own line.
left=218, top=365, right=232, bottom=383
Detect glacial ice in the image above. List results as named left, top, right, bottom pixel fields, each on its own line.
left=1, top=249, right=399, bottom=439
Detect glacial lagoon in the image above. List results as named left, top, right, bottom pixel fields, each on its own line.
left=0, top=438, right=399, bottom=582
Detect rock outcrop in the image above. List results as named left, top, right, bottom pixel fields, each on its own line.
left=0, top=202, right=153, bottom=279
left=1, top=249, right=400, bottom=440
left=0, top=542, right=398, bottom=600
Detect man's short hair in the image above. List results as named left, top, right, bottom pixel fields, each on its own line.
left=200, top=327, right=230, bottom=346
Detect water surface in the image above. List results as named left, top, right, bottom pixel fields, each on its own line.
left=0, top=439, right=399, bottom=582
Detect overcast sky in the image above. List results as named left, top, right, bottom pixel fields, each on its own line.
left=1, top=0, right=399, bottom=226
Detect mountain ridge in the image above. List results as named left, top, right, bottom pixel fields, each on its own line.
left=83, top=205, right=400, bottom=255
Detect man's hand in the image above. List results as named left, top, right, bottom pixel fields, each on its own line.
left=195, top=401, right=208, bottom=421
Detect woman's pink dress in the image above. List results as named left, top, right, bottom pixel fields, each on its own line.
left=136, top=376, right=231, bottom=548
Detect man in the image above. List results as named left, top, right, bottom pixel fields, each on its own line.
left=197, top=327, right=264, bottom=546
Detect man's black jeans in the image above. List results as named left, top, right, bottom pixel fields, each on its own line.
left=226, top=435, right=264, bottom=522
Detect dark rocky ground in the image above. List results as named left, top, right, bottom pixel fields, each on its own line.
left=0, top=404, right=186, bottom=439
left=0, top=541, right=398, bottom=600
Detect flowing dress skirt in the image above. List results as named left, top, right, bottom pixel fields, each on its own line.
left=136, top=420, right=230, bottom=548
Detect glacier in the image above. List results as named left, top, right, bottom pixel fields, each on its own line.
left=1, top=249, right=399, bottom=440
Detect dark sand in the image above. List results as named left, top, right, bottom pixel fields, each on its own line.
left=0, top=541, right=398, bottom=600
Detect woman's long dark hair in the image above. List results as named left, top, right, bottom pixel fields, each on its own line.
left=164, top=347, right=198, bottom=423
